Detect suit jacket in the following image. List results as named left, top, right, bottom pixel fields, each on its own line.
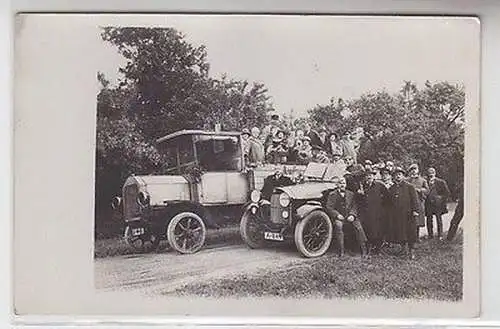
left=261, top=174, right=294, bottom=201
left=425, top=177, right=450, bottom=215
left=325, top=189, right=358, bottom=221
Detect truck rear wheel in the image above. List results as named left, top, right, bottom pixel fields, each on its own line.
left=167, top=212, right=206, bottom=254
left=294, top=210, right=333, bottom=258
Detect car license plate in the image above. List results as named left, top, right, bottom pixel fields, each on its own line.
left=131, top=228, right=145, bottom=236
left=264, top=232, right=283, bottom=241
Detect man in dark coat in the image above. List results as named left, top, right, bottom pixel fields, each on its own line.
left=425, top=167, right=451, bottom=239
left=358, top=169, right=390, bottom=254
left=325, top=177, right=368, bottom=257
left=387, top=167, right=421, bottom=260
left=260, top=166, right=294, bottom=201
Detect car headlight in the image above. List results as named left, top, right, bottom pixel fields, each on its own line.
left=250, top=190, right=261, bottom=203
left=279, top=193, right=291, bottom=207
left=137, top=191, right=150, bottom=207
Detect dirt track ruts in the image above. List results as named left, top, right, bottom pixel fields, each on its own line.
left=94, top=243, right=310, bottom=296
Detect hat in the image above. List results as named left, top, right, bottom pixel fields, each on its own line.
left=393, top=166, right=405, bottom=175
left=241, top=128, right=250, bottom=136
left=329, top=132, right=339, bottom=139
left=408, top=163, right=419, bottom=171
left=379, top=167, right=391, bottom=174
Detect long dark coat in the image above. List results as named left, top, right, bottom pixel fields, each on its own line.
left=406, top=176, right=428, bottom=227
left=358, top=180, right=390, bottom=242
left=425, top=177, right=450, bottom=216
left=387, top=180, right=420, bottom=244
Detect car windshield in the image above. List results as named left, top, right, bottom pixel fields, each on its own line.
left=303, top=162, right=328, bottom=180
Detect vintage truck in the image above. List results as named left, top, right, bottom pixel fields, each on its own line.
left=111, top=129, right=306, bottom=254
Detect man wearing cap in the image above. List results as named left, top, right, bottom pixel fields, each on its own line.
left=261, top=166, right=294, bottom=201
left=247, top=127, right=265, bottom=167
left=387, top=167, right=420, bottom=260
left=425, top=167, right=451, bottom=239
left=325, top=176, right=368, bottom=257
left=358, top=169, right=390, bottom=254
left=406, top=164, right=429, bottom=240
left=385, top=161, right=395, bottom=174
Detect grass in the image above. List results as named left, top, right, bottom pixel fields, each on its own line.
left=94, top=224, right=242, bottom=258
left=173, top=234, right=463, bottom=301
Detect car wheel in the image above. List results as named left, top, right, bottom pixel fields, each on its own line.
left=124, top=225, right=161, bottom=253
left=240, top=211, right=265, bottom=249
left=294, top=210, right=333, bottom=258
left=167, top=212, right=207, bottom=254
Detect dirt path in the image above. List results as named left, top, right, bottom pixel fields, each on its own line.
left=94, top=203, right=457, bottom=297
left=94, top=243, right=309, bottom=296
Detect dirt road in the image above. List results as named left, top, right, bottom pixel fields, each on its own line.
left=95, top=203, right=457, bottom=297
left=94, top=242, right=309, bottom=296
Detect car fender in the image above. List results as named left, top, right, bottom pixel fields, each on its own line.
left=296, top=202, right=324, bottom=220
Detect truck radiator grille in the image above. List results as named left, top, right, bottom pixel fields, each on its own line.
left=123, top=184, right=141, bottom=220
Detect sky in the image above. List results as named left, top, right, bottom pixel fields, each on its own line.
left=97, top=15, right=479, bottom=118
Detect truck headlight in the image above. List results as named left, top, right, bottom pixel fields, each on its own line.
left=137, top=191, right=150, bottom=207
left=111, top=196, right=122, bottom=210
left=250, top=190, right=261, bottom=203
left=279, top=193, right=291, bottom=207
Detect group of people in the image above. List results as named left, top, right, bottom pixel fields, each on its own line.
left=263, top=158, right=460, bottom=260
left=241, top=123, right=361, bottom=167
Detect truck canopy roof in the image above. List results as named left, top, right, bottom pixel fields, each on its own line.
left=156, top=130, right=241, bottom=144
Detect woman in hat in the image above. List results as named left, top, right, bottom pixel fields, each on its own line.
left=296, top=136, right=313, bottom=164
left=325, top=132, right=343, bottom=158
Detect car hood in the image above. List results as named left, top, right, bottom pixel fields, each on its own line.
left=275, top=182, right=337, bottom=200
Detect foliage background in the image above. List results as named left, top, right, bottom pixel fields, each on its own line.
left=95, top=27, right=465, bottom=238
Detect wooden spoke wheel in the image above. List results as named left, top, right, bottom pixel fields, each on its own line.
left=167, top=212, right=207, bottom=254
left=294, top=210, right=333, bottom=258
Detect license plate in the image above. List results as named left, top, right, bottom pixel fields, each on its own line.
left=264, top=232, right=284, bottom=241
left=131, top=228, right=145, bottom=236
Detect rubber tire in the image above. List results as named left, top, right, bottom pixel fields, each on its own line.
left=294, top=210, right=333, bottom=258
left=167, top=212, right=207, bottom=254
left=124, top=225, right=161, bottom=253
left=240, top=212, right=265, bottom=249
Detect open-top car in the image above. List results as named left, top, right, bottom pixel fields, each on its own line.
left=112, top=129, right=306, bottom=254
left=240, top=162, right=344, bottom=258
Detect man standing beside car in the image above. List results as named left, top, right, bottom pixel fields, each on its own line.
left=425, top=167, right=451, bottom=240
left=325, top=177, right=368, bottom=258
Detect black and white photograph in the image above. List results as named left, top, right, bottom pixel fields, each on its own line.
left=93, top=14, right=478, bottom=305
left=13, top=14, right=480, bottom=318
